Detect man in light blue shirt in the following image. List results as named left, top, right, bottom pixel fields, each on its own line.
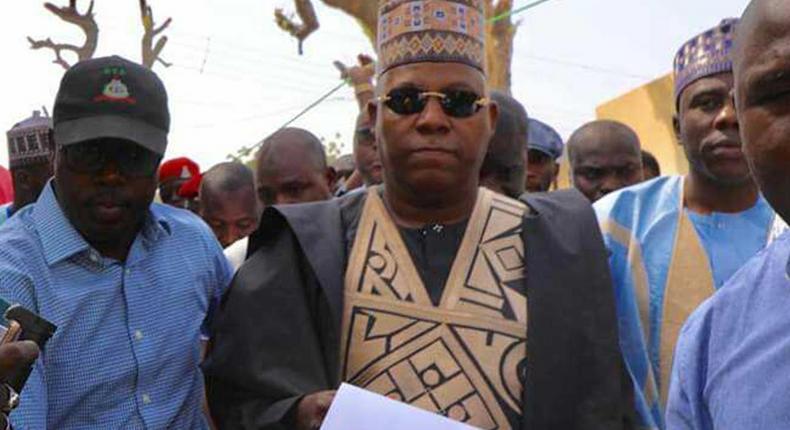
left=0, top=56, right=232, bottom=429
left=666, top=1, right=790, bottom=428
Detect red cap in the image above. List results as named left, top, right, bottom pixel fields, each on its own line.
left=0, top=166, right=13, bottom=205
left=177, top=173, right=202, bottom=199
left=158, top=157, right=200, bottom=184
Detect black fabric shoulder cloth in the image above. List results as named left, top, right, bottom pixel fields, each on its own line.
left=520, top=188, right=635, bottom=430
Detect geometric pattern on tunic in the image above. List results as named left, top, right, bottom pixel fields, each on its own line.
left=342, top=188, right=528, bottom=429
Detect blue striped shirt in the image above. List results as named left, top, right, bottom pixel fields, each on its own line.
left=0, top=183, right=232, bottom=429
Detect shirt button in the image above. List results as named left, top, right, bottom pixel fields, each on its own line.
left=142, top=394, right=151, bottom=405
left=125, top=268, right=132, bottom=276
left=89, top=253, right=99, bottom=263
left=134, top=330, right=144, bottom=341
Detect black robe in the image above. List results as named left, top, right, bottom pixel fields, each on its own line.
left=204, top=189, right=634, bottom=430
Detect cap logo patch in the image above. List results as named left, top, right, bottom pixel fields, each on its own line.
left=180, top=166, right=192, bottom=179
left=93, top=67, right=137, bottom=105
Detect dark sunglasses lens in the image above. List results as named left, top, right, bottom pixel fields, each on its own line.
left=122, top=147, right=161, bottom=177
left=385, top=89, right=425, bottom=115
left=442, top=91, right=481, bottom=118
left=64, top=143, right=160, bottom=176
left=64, top=145, right=103, bottom=173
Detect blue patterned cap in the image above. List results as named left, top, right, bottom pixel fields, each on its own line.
left=673, top=18, right=738, bottom=104
left=527, top=119, right=563, bottom=160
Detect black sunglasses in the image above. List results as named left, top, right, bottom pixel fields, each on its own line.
left=379, top=88, right=489, bottom=118
left=61, top=141, right=161, bottom=177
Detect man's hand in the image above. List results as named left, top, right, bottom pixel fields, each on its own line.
left=335, top=54, right=376, bottom=86
left=0, top=341, right=39, bottom=382
left=0, top=341, right=39, bottom=428
left=347, top=54, right=375, bottom=86
left=294, top=390, right=336, bottom=430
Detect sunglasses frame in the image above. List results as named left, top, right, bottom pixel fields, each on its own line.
left=378, top=89, right=490, bottom=118
left=61, top=144, right=161, bottom=178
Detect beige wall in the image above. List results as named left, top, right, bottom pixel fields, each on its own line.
left=557, top=74, right=686, bottom=189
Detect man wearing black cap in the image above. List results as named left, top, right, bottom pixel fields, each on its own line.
left=0, top=56, right=232, bottom=429
left=525, top=118, right=563, bottom=193
left=479, top=91, right=528, bottom=199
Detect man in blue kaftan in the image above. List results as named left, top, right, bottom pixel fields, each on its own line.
left=595, top=18, right=774, bottom=429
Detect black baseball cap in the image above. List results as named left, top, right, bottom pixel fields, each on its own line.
left=53, top=55, right=170, bottom=155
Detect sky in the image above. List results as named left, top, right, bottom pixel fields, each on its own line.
left=0, top=0, right=751, bottom=169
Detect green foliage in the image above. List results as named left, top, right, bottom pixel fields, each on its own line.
left=227, top=144, right=257, bottom=171
left=321, top=132, right=345, bottom=166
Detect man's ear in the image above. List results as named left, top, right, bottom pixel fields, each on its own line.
left=487, top=101, right=499, bottom=137
left=673, top=114, right=682, bottom=146
left=367, top=100, right=378, bottom=130
left=325, top=167, right=338, bottom=192
left=13, top=170, right=30, bottom=192
left=568, top=165, right=576, bottom=187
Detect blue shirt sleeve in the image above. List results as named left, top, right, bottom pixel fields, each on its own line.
left=199, top=231, right=234, bottom=340
left=666, top=309, right=712, bottom=430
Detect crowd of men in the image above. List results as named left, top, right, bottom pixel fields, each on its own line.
left=0, top=0, right=788, bottom=429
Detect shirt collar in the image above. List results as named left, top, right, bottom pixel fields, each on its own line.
left=142, top=206, right=172, bottom=244
left=33, top=181, right=172, bottom=266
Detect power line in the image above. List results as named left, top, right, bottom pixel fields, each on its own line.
left=513, top=52, right=653, bottom=80
left=490, top=0, right=554, bottom=23
left=167, top=40, right=339, bottom=82
left=181, top=96, right=354, bottom=130
left=276, top=81, right=349, bottom=131
left=170, top=63, right=333, bottom=94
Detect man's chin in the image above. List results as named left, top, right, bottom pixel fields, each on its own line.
left=78, top=211, right=140, bottom=242
left=406, top=171, right=462, bottom=190
left=705, top=170, right=754, bottom=187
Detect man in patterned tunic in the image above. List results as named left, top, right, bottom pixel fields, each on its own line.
left=204, top=1, right=630, bottom=429
left=1, top=111, right=54, bottom=226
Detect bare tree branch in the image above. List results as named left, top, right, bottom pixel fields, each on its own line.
left=274, top=0, right=319, bottom=55
left=275, top=0, right=377, bottom=54
left=27, top=0, right=98, bottom=70
left=140, top=0, right=172, bottom=69
left=273, top=0, right=516, bottom=92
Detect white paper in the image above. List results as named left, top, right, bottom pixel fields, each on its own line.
left=321, top=383, right=480, bottom=430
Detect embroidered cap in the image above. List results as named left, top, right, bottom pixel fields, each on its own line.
left=377, top=0, right=486, bottom=76
left=53, top=56, right=170, bottom=155
left=673, top=19, right=738, bottom=104
left=6, top=111, right=53, bottom=169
